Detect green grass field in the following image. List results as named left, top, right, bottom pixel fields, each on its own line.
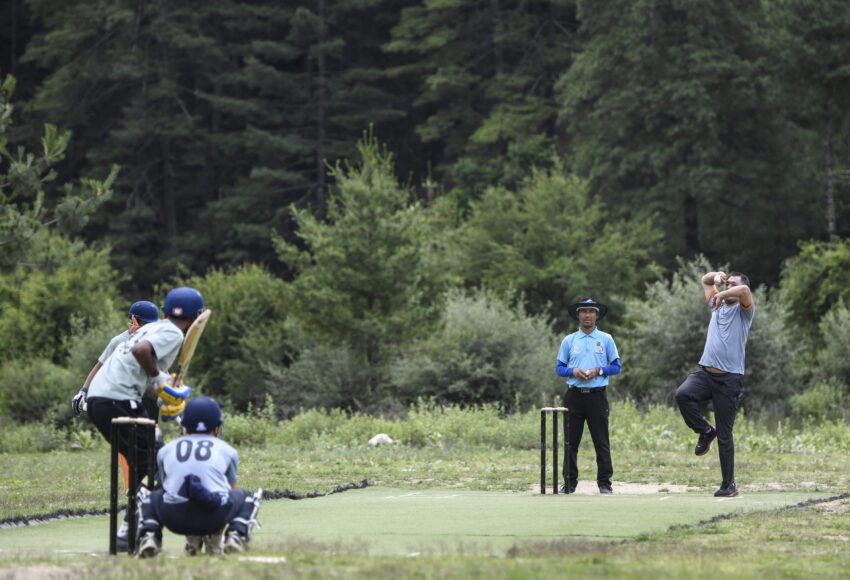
left=0, top=487, right=831, bottom=557
left=0, top=403, right=848, bottom=578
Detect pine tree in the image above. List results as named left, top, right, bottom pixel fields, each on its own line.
left=558, top=0, right=813, bottom=281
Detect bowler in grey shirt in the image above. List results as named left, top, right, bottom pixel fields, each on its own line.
left=675, top=270, right=755, bottom=498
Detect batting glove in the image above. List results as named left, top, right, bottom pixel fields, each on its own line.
left=160, top=400, right=186, bottom=422
left=158, top=381, right=192, bottom=407
left=71, top=388, right=88, bottom=418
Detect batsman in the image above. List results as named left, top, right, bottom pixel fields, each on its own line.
left=86, top=287, right=207, bottom=550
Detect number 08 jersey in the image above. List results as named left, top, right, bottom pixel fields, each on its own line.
left=157, top=434, right=239, bottom=505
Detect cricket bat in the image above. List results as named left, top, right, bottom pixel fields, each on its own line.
left=170, top=309, right=212, bottom=389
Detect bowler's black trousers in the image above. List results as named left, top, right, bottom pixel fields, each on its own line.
left=561, top=388, right=612, bottom=489
left=675, top=369, right=743, bottom=488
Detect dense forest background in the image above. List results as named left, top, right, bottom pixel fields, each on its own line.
left=2, top=0, right=850, bottom=423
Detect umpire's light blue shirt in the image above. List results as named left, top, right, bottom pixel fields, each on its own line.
left=557, top=328, right=620, bottom=388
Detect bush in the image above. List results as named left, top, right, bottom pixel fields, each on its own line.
left=780, top=238, right=850, bottom=349
left=390, top=289, right=561, bottom=410
left=174, top=265, right=292, bottom=410
left=619, top=257, right=794, bottom=412
left=265, top=341, right=374, bottom=415
left=0, top=233, right=121, bottom=365
left=789, top=380, right=849, bottom=423
left=814, top=301, right=850, bottom=387
left=0, top=358, right=74, bottom=423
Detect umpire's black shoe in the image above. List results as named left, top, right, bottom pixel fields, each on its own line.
left=599, top=485, right=613, bottom=494
left=714, top=482, right=739, bottom=497
left=694, top=426, right=717, bottom=456
left=558, top=483, right=577, bottom=494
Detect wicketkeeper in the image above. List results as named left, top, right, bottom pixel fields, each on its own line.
left=86, top=287, right=204, bottom=549
left=137, top=397, right=262, bottom=557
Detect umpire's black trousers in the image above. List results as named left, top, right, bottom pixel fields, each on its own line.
left=675, top=369, right=743, bottom=488
left=562, top=388, right=612, bottom=489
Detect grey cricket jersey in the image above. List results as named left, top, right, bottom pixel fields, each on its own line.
left=88, top=319, right=184, bottom=401
left=698, top=301, right=755, bottom=375
left=98, top=330, right=130, bottom=364
left=158, top=434, right=239, bottom=505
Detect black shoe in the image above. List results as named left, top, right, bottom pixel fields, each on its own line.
left=714, top=482, right=739, bottom=497
left=694, top=426, right=717, bottom=456
left=557, top=483, right=577, bottom=494
left=598, top=485, right=613, bottom=494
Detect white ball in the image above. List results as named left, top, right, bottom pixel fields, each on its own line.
left=714, top=274, right=723, bottom=286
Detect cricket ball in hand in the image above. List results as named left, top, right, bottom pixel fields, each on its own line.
left=714, top=274, right=723, bottom=287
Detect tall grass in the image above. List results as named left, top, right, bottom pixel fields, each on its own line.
left=3, top=400, right=849, bottom=455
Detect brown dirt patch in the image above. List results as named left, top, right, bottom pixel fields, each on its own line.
left=816, top=497, right=850, bottom=515
left=0, top=566, right=79, bottom=580
left=533, top=480, right=690, bottom=494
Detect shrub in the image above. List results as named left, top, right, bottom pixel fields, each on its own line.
left=780, top=238, right=850, bottom=348
left=390, top=289, right=561, bottom=410
left=174, top=265, right=292, bottom=410
left=814, top=301, right=850, bottom=387
left=789, top=380, right=849, bottom=423
left=265, top=342, right=374, bottom=415
left=0, top=233, right=121, bottom=365
left=0, top=358, right=74, bottom=422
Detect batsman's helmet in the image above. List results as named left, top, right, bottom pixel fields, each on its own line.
left=182, top=397, right=223, bottom=434
left=162, top=287, right=205, bottom=319
left=129, top=301, right=159, bottom=323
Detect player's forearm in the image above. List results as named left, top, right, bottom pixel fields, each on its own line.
left=716, top=285, right=753, bottom=304
left=701, top=271, right=724, bottom=286
left=82, top=361, right=102, bottom=389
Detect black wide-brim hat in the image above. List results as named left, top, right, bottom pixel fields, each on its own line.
left=568, top=298, right=608, bottom=321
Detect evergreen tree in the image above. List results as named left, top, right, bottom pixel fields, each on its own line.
left=387, top=0, right=578, bottom=199
left=558, top=0, right=813, bottom=282
left=764, top=0, right=850, bottom=243
left=445, top=159, right=662, bottom=328
left=1, top=74, right=116, bottom=269
left=275, top=133, right=445, bottom=408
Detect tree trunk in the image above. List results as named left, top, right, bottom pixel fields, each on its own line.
left=824, top=97, right=837, bottom=247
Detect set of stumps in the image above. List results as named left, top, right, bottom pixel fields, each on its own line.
left=539, top=407, right=570, bottom=494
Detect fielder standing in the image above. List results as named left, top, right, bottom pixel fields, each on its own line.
left=555, top=298, right=621, bottom=494
left=675, top=271, right=755, bottom=497
left=86, top=287, right=204, bottom=547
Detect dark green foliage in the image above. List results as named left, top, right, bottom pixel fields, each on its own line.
left=266, top=341, right=373, bottom=416
left=779, top=239, right=850, bottom=347
left=391, top=289, right=561, bottom=409
left=0, top=358, right=73, bottom=422
left=445, top=160, right=662, bottom=328
left=173, top=265, right=292, bottom=411
left=387, top=0, right=577, bottom=193
left=764, top=0, right=850, bottom=241
left=276, top=133, right=446, bottom=409
left=0, top=75, right=117, bottom=269
left=814, top=301, right=850, bottom=390
left=558, top=0, right=811, bottom=282
left=619, top=257, right=793, bottom=413
left=0, top=233, right=121, bottom=364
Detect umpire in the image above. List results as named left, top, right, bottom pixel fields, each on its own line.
left=555, top=298, right=621, bottom=494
